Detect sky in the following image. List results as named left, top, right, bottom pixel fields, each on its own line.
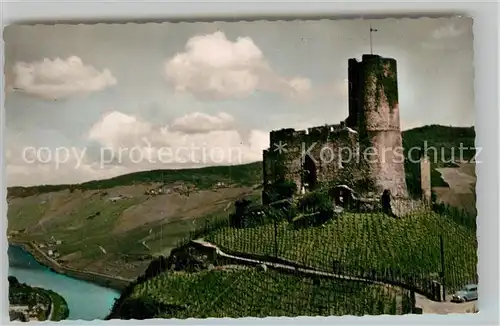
left=4, top=17, right=474, bottom=187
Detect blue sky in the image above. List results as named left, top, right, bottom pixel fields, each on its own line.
left=4, top=17, right=474, bottom=186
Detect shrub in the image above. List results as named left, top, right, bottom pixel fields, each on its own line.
left=264, top=179, right=297, bottom=203
left=432, top=202, right=476, bottom=231
left=297, top=190, right=331, bottom=214
left=294, top=190, right=334, bottom=227
left=230, top=196, right=296, bottom=229
left=230, top=199, right=262, bottom=228
left=8, top=276, right=19, bottom=287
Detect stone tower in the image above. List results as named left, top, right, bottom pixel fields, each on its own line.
left=347, top=54, right=408, bottom=198
left=420, top=155, right=432, bottom=203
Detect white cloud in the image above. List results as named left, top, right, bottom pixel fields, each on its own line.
left=319, top=79, right=349, bottom=99
left=164, top=31, right=312, bottom=100
left=170, top=112, right=235, bottom=134
left=11, top=56, right=117, bottom=100
left=6, top=138, right=130, bottom=186
left=87, top=111, right=155, bottom=149
left=87, top=110, right=268, bottom=170
left=6, top=110, right=269, bottom=186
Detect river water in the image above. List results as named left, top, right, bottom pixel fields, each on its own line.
left=8, top=245, right=121, bottom=320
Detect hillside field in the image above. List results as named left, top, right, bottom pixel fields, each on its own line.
left=7, top=164, right=262, bottom=279
left=206, top=210, right=477, bottom=293
left=112, top=269, right=411, bottom=319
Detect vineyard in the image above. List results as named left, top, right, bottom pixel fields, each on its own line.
left=108, top=191, right=478, bottom=319
left=119, top=269, right=413, bottom=319
left=204, top=209, right=477, bottom=294
left=108, top=200, right=477, bottom=319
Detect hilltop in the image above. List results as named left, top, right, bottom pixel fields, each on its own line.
left=7, top=125, right=476, bottom=280
left=7, top=162, right=262, bottom=199
left=402, top=125, right=476, bottom=213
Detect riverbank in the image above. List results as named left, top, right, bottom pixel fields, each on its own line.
left=10, top=245, right=122, bottom=320
left=43, top=288, right=70, bottom=321
left=9, top=276, right=69, bottom=321
left=9, top=240, right=132, bottom=292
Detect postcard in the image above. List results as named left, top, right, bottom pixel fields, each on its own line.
left=5, top=17, right=477, bottom=321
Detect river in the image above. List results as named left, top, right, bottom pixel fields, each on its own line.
left=8, top=245, right=121, bottom=320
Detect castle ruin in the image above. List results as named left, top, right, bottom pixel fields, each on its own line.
left=262, top=54, right=409, bottom=204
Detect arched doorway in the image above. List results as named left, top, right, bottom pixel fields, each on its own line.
left=329, top=185, right=356, bottom=210
left=381, top=189, right=391, bottom=214
left=303, top=155, right=317, bottom=191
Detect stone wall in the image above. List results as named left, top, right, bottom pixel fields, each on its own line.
left=358, top=55, right=401, bottom=131
left=420, top=157, right=432, bottom=203
left=363, top=130, right=408, bottom=197
left=263, top=124, right=375, bottom=196
left=389, top=197, right=427, bottom=218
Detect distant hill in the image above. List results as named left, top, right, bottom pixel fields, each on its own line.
left=7, top=162, right=263, bottom=279
left=7, top=162, right=262, bottom=199
left=402, top=124, right=475, bottom=163
left=401, top=125, right=475, bottom=196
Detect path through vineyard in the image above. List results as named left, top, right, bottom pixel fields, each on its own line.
left=193, top=239, right=477, bottom=315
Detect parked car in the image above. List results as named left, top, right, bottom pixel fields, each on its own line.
left=451, top=284, right=478, bottom=302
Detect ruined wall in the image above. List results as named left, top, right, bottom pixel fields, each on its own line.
left=420, top=157, right=432, bottom=203
left=263, top=128, right=304, bottom=189
left=263, top=124, right=372, bottom=196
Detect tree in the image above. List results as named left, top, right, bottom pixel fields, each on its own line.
left=265, top=179, right=297, bottom=203
left=298, top=190, right=331, bottom=214
left=295, top=190, right=334, bottom=227
left=8, top=276, right=19, bottom=287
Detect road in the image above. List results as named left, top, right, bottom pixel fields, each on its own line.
left=192, top=239, right=477, bottom=314
left=25, top=241, right=133, bottom=285
left=47, top=300, right=55, bottom=320
left=415, top=293, right=477, bottom=314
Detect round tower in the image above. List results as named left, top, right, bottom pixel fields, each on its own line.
left=350, top=54, right=408, bottom=198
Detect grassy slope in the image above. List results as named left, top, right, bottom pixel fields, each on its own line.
left=206, top=211, right=477, bottom=292
left=402, top=125, right=475, bottom=163
left=8, top=188, right=263, bottom=277
left=44, top=289, right=70, bottom=321
left=402, top=125, right=476, bottom=194
left=119, top=269, right=404, bottom=319
left=7, top=163, right=262, bottom=278
left=7, top=162, right=262, bottom=199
